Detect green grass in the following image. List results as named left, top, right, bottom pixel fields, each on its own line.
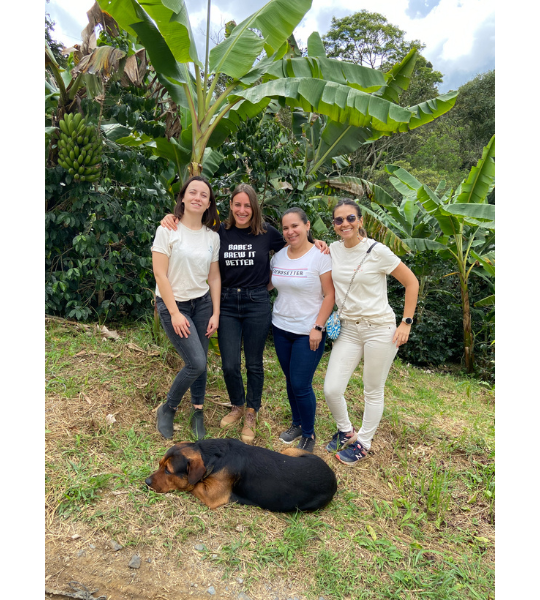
left=45, top=317, right=494, bottom=599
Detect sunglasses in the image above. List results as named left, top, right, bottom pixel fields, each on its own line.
left=333, top=214, right=358, bottom=226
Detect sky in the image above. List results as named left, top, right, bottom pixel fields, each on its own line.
left=45, top=0, right=495, bottom=92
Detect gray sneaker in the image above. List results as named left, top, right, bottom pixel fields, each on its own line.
left=279, top=424, right=303, bottom=444
left=297, top=435, right=316, bottom=453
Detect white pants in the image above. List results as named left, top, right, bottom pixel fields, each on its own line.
left=323, top=319, right=398, bottom=450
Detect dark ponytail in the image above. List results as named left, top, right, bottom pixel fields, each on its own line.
left=282, top=207, right=314, bottom=242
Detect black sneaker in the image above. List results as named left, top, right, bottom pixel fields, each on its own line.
left=279, top=424, right=303, bottom=444
left=297, top=435, right=316, bottom=453
left=190, top=408, right=206, bottom=440
left=156, top=403, right=176, bottom=439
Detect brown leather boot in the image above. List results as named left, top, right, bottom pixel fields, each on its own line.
left=220, top=405, right=244, bottom=428
left=241, top=408, right=257, bottom=444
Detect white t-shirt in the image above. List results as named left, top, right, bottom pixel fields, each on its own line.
left=330, top=238, right=401, bottom=325
left=151, top=222, right=220, bottom=302
left=271, top=245, right=333, bottom=335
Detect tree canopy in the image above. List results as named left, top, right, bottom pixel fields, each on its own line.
left=323, top=10, right=423, bottom=70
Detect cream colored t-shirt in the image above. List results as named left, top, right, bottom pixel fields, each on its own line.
left=151, top=222, right=220, bottom=302
left=330, top=238, right=401, bottom=325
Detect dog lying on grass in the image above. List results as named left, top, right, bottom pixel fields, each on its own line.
left=145, top=438, right=337, bottom=512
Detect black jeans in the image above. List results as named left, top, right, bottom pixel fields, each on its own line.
left=156, top=293, right=213, bottom=408
left=217, top=286, right=272, bottom=412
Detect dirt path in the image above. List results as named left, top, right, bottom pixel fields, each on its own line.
left=45, top=521, right=315, bottom=600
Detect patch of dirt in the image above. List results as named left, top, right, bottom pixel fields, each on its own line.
left=45, top=519, right=319, bottom=600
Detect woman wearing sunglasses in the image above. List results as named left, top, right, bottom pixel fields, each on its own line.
left=324, top=199, right=419, bottom=466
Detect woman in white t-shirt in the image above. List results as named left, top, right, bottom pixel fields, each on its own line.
left=269, top=208, right=335, bottom=453
left=151, top=176, right=221, bottom=441
left=324, top=199, right=419, bottom=465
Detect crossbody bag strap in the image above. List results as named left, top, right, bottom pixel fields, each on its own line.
left=337, top=241, right=379, bottom=318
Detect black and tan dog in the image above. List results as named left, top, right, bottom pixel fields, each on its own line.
left=145, top=438, right=337, bottom=512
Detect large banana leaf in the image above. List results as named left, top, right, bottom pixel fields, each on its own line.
left=232, top=78, right=414, bottom=131
left=385, top=164, right=423, bottom=192
left=455, top=135, right=495, bottom=204
left=374, top=48, right=417, bottom=104
left=401, top=237, right=446, bottom=252
left=97, top=0, right=199, bottom=78
left=307, top=32, right=326, bottom=58
left=201, top=149, right=224, bottom=179
left=368, top=203, right=410, bottom=237
left=470, top=249, right=495, bottom=277
left=311, top=122, right=383, bottom=173
left=362, top=210, right=412, bottom=255
left=319, top=175, right=395, bottom=206
left=443, top=203, right=495, bottom=224
left=209, top=0, right=312, bottom=79
left=209, top=29, right=265, bottom=80
left=417, top=185, right=459, bottom=236
left=264, top=56, right=385, bottom=93
left=399, top=91, right=458, bottom=131
left=474, top=295, right=495, bottom=307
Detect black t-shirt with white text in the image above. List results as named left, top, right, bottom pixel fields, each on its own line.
left=218, top=223, right=285, bottom=288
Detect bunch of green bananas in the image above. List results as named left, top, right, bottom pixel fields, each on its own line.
left=57, top=113, right=102, bottom=183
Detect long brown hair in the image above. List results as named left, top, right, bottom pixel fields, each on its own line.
left=332, top=198, right=367, bottom=238
left=225, top=183, right=266, bottom=236
left=173, top=176, right=220, bottom=232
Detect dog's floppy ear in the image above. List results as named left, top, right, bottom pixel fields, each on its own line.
left=186, top=455, right=206, bottom=484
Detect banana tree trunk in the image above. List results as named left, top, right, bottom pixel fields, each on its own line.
left=188, top=139, right=205, bottom=176
left=459, top=275, right=474, bottom=373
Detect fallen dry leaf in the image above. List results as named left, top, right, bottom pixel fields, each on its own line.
left=98, top=325, right=120, bottom=340
left=127, top=342, right=145, bottom=352
left=80, top=392, right=92, bottom=405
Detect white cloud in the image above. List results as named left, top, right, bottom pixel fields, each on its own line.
left=45, top=0, right=494, bottom=89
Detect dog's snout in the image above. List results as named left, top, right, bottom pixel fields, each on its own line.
left=145, top=477, right=153, bottom=487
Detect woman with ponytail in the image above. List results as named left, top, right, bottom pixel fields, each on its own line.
left=268, top=208, right=335, bottom=453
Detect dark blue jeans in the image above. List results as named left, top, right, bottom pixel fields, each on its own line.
left=156, top=293, right=213, bottom=408
left=217, top=286, right=272, bottom=412
left=272, top=325, right=326, bottom=438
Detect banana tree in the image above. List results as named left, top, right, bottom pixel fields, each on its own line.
left=96, top=0, right=458, bottom=179
left=385, top=136, right=495, bottom=372
left=285, top=41, right=457, bottom=178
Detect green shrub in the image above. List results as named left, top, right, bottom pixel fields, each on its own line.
left=45, top=145, right=173, bottom=321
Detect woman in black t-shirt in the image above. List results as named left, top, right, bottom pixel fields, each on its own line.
left=161, top=184, right=326, bottom=443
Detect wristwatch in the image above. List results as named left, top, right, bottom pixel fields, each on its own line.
left=402, top=317, right=414, bottom=325
left=313, top=324, right=324, bottom=331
